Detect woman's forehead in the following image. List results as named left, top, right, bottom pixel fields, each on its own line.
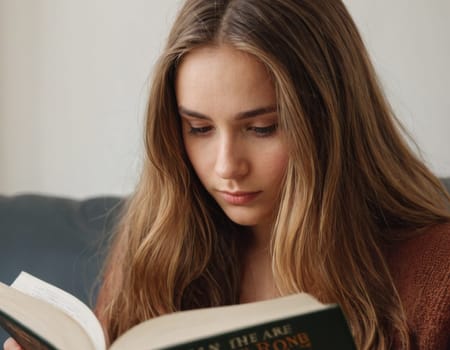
left=175, top=44, right=276, bottom=117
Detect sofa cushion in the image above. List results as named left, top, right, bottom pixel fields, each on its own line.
left=0, top=194, right=122, bottom=304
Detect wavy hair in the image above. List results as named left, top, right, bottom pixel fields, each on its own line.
left=96, top=1, right=450, bottom=349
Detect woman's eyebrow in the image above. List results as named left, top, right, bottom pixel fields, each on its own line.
left=178, top=105, right=277, bottom=120
left=178, top=106, right=209, bottom=119
left=236, top=105, right=277, bottom=119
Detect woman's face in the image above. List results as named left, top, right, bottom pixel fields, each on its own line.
left=176, top=45, right=289, bottom=234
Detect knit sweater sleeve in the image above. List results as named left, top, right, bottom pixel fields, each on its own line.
left=385, top=223, right=450, bottom=350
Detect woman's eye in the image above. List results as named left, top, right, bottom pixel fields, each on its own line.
left=189, top=125, right=213, bottom=135
left=248, top=124, right=278, bottom=137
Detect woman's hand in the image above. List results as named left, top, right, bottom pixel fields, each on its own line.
left=3, top=338, right=22, bottom=350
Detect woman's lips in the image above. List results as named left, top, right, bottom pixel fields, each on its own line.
left=218, top=191, right=261, bottom=205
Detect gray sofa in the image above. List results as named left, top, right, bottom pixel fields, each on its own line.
left=0, top=194, right=122, bottom=342
left=1, top=178, right=449, bottom=343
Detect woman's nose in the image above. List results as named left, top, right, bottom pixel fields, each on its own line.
left=214, top=136, right=249, bottom=180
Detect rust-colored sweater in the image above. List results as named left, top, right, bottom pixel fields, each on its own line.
left=384, top=223, right=450, bottom=349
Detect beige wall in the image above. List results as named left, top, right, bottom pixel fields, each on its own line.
left=1, top=0, right=449, bottom=197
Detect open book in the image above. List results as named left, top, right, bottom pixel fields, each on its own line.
left=0, top=272, right=356, bottom=350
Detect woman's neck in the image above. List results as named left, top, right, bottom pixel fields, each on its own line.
left=239, top=240, right=279, bottom=304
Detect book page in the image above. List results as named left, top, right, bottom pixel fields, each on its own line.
left=11, top=272, right=106, bottom=350
left=0, top=281, right=95, bottom=350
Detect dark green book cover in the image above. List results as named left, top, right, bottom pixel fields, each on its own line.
left=164, top=306, right=356, bottom=350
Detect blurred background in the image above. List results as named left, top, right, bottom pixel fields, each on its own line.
left=1, top=0, right=449, bottom=198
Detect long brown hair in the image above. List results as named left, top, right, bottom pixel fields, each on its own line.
left=96, top=1, right=450, bottom=349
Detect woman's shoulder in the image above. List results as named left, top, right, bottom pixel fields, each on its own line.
left=384, top=222, right=450, bottom=350
left=385, top=222, right=450, bottom=275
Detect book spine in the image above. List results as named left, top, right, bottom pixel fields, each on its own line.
left=0, top=311, right=57, bottom=350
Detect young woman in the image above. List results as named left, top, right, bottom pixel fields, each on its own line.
left=5, top=1, right=450, bottom=350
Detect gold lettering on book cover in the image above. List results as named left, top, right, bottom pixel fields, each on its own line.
left=224, top=323, right=312, bottom=350
left=255, top=332, right=312, bottom=350
left=229, top=332, right=258, bottom=348
left=262, top=325, right=293, bottom=340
